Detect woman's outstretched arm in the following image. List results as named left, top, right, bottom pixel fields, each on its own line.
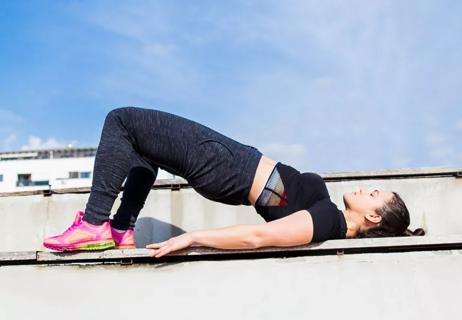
left=146, top=210, right=314, bottom=258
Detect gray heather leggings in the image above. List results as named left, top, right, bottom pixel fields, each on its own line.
left=83, top=107, right=262, bottom=226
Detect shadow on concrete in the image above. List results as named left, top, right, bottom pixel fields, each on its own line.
left=134, top=217, right=186, bottom=248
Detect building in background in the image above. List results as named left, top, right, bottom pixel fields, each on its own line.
left=0, top=147, right=174, bottom=192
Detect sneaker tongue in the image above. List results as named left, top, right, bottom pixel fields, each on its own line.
left=73, top=210, right=85, bottom=225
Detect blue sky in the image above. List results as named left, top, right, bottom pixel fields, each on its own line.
left=1, top=0, right=461, bottom=172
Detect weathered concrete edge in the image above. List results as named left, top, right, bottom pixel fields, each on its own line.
left=321, top=167, right=462, bottom=181
left=2, top=167, right=461, bottom=197
left=2, top=234, right=462, bottom=265
left=0, top=251, right=36, bottom=262
left=36, top=234, right=462, bottom=261
left=0, top=178, right=190, bottom=197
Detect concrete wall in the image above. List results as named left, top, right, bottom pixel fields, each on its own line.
left=0, top=173, right=461, bottom=251
left=1, top=250, right=461, bottom=319
left=1, top=170, right=461, bottom=319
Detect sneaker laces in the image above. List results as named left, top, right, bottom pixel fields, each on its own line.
left=63, top=211, right=85, bottom=233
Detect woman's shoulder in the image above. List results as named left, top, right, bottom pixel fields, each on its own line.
left=306, top=198, right=346, bottom=242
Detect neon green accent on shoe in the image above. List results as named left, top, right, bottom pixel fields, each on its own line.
left=79, top=240, right=116, bottom=251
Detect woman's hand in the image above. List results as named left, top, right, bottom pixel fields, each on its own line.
left=146, top=233, right=194, bottom=258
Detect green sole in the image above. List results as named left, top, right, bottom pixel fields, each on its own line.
left=79, top=241, right=116, bottom=251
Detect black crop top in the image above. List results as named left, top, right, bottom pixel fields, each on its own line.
left=254, top=162, right=347, bottom=242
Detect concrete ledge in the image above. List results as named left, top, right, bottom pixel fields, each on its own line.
left=321, top=167, right=462, bottom=181
left=1, top=167, right=461, bottom=197
left=0, top=251, right=37, bottom=263
left=0, top=178, right=190, bottom=197
left=2, top=234, right=462, bottom=266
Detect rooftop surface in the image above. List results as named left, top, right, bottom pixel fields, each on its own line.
left=0, top=147, right=97, bottom=160
left=1, top=234, right=461, bottom=266
left=1, top=166, right=461, bottom=319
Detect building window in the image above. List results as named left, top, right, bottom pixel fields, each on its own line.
left=0, top=174, right=3, bottom=182
left=17, top=174, right=32, bottom=186
left=31, top=180, right=49, bottom=186
left=80, top=171, right=92, bottom=179
left=16, top=174, right=48, bottom=187
left=69, top=171, right=92, bottom=179
left=69, top=171, right=79, bottom=179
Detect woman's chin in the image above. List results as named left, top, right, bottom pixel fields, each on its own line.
left=342, top=193, right=350, bottom=209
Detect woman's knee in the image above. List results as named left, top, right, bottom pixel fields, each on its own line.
left=104, top=106, right=139, bottom=126
left=106, top=106, right=133, bottom=118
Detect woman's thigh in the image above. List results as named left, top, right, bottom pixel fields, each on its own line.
left=119, top=106, right=262, bottom=204
left=185, top=132, right=262, bottom=205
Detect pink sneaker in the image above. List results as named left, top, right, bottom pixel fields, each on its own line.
left=43, top=210, right=115, bottom=251
left=111, top=227, right=136, bottom=249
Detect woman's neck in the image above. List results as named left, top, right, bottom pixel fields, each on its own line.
left=342, top=208, right=362, bottom=238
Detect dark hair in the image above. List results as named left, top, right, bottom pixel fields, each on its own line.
left=357, top=192, right=425, bottom=238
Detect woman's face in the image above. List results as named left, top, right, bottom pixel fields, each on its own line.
left=343, top=188, right=395, bottom=214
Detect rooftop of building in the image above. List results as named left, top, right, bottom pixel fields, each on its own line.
left=1, top=166, right=461, bottom=318
left=0, top=147, right=97, bottom=161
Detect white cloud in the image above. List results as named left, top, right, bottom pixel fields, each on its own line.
left=456, top=119, right=462, bottom=131
left=430, top=146, right=454, bottom=161
left=0, top=110, right=22, bottom=151
left=390, top=155, right=413, bottom=168
left=425, top=131, right=458, bottom=165
left=2, top=133, right=17, bottom=147
left=20, top=136, right=77, bottom=150
left=0, top=110, right=25, bottom=138
left=79, top=2, right=207, bottom=105
left=426, top=132, right=448, bottom=146
left=0, top=109, right=24, bottom=124
left=229, top=1, right=462, bottom=171
left=73, top=1, right=462, bottom=171
left=259, top=143, right=308, bottom=169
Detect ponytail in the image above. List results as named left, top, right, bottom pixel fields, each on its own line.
left=402, top=228, right=426, bottom=236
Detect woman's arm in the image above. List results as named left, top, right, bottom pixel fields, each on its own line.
left=146, top=210, right=314, bottom=258
left=193, top=209, right=314, bottom=248
left=254, top=209, right=314, bottom=247
left=146, top=224, right=261, bottom=258
left=191, top=224, right=261, bottom=249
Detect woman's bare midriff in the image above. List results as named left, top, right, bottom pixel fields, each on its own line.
left=247, top=155, right=277, bottom=206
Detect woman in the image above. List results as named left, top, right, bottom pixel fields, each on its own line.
left=43, top=107, right=425, bottom=257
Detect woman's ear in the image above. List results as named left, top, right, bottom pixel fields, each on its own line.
left=365, top=212, right=382, bottom=224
